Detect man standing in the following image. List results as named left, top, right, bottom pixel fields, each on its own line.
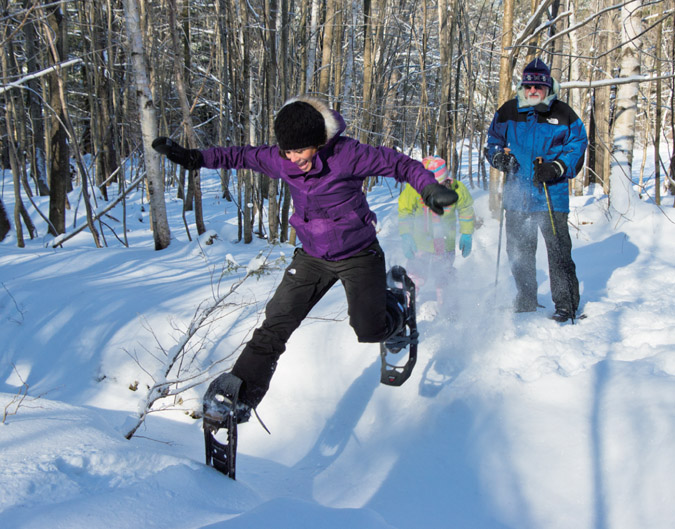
left=485, top=58, right=587, bottom=322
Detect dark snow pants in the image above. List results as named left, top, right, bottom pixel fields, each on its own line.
left=505, top=210, right=579, bottom=313
left=231, top=241, right=393, bottom=407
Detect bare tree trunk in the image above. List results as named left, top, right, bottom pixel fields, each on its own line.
left=277, top=0, right=289, bottom=102
left=22, top=0, right=50, bottom=196
left=276, top=0, right=292, bottom=242
left=215, top=0, right=232, bottom=202
left=331, top=3, right=345, bottom=108
left=41, top=12, right=103, bottom=247
left=341, top=1, right=356, bottom=117
left=2, top=84, right=27, bottom=246
left=168, top=0, right=206, bottom=235
left=670, top=8, right=675, bottom=200
left=237, top=0, right=253, bottom=244
left=318, top=0, right=336, bottom=97
left=360, top=0, right=374, bottom=144
left=264, top=0, right=280, bottom=243
left=306, top=0, right=320, bottom=92
left=653, top=1, right=663, bottom=206
left=124, top=0, right=171, bottom=250
left=609, top=0, right=643, bottom=216
left=1, top=9, right=38, bottom=245
left=548, top=0, right=563, bottom=75
left=0, top=199, right=10, bottom=241
left=591, top=0, right=614, bottom=194
left=413, top=4, right=431, bottom=156
left=81, top=1, right=118, bottom=201
left=490, top=0, right=515, bottom=215
left=567, top=0, right=586, bottom=197
left=437, top=0, right=451, bottom=161
left=45, top=4, right=70, bottom=236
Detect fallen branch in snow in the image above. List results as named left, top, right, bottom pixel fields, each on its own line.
left=124, top=248, right=286, bottom=439
left=2, top=365, right=31, bottom=424
left=2, top=282, right=25, bottom=325
left=51, top=170, right=146, bottom=248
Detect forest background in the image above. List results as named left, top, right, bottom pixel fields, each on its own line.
left=0, top=0, right=673, bottom=250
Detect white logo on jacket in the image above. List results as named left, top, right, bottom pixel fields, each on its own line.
left=547, top=118, right=559, bottom=125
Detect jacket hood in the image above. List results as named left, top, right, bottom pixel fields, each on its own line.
left=516, top=77, right=560, bottom=110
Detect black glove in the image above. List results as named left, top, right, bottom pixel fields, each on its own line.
left=420, top=183, right=458, bottom=215
left=534, top=159, right=566, bottom=184
left=152, top=137, right=204, bottom=170
left=492, top=150, right=519, bottom=173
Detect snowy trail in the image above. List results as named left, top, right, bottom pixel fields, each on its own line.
left=1, top=168, right=675, bottom=528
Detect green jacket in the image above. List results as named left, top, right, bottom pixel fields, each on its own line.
left=398, top=179, right=475, bottom=253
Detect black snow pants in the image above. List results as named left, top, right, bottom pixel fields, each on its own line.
left=505, top=210, right=579, bottom=313
left=231, top=241, right=394, bottom=407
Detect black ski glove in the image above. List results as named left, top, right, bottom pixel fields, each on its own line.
left=152, top=137, right=204, bottom=170
left=534, top=159, right=566, bottom=184
left=492, top=150, right=519, bottom=173
left=421, top=183, right=458, bottom=215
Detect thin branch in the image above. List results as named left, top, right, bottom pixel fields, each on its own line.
left=562, top=72, right=675, bottom=90
left=2, top=364, right=30, bottom=424
left=124, top=250, right=280, bottom=439
left=0, top=58, right=81, bottom=95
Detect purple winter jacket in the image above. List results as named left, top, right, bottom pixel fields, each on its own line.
left=201, top=109, right=436, bottom=261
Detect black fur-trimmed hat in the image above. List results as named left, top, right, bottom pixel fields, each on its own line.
left=274, top=100, right=326, bottom=151
left=274, top=96, right=339, bottom=151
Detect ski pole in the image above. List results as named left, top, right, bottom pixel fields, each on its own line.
left=494, top=148, right=510, bottom=287
left=536, top=157, right=557, bottom=237
left=536, top=157, right=578, bottom=323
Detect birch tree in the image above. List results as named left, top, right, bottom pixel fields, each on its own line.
left=609, top=0, right=644, bottom=218
left=123, top=0, right=171, bottom=250
left=652, top=0, right=663, bottom=206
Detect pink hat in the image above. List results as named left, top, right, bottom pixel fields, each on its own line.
left=422, top=156, right=448, bottom=183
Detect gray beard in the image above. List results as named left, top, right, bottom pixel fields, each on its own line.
left=522, top=95, right=544, bottom=108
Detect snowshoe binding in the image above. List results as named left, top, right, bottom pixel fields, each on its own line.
left=202, top=373, right=250, bottom=479
left=380, top=265, right=419, bottom=386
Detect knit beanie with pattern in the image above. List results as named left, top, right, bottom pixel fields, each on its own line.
left=422, top=156, right=449, bottom=183
left=522, top=58, right=552, bottom=88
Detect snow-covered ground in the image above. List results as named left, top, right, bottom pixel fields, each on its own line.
left=1, top=150, right=674, bottom=529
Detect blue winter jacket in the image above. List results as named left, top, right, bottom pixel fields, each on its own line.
left=486, top=81, right=588, bottom=213
left=201, top=98, right=437, bottom=261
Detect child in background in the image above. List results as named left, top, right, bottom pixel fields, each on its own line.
left=398, top=156, right=475, bottom=312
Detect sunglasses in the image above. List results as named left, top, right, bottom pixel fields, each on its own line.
left=523, top=84, right=545, bottom=90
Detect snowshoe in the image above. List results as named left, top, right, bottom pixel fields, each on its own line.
left=551, top=308, right=587, bottom=324
left=380, top=265, right=419, bottom=386
left=202, top=373, right=249, bottom=479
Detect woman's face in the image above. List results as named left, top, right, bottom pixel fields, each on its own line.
left=283, top=146, right=318, bottom=172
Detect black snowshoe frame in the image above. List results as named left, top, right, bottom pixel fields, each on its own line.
left=202, top=374, right=243, bottom=479
left=380, top=265, right=418, bottom=386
